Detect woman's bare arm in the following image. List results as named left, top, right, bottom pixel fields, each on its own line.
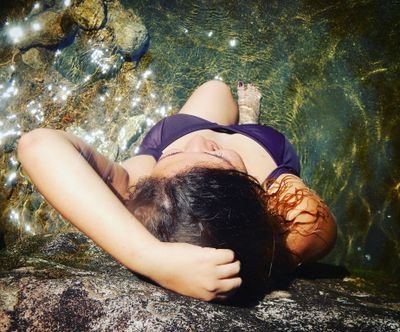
left=264, top=174, right=337, bottom=267
left=17, top=128, right=241, bottom=301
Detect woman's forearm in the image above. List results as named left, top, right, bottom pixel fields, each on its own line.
left=17, top=128, right=160, bottom=277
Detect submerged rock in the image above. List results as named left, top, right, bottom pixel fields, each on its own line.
left=53, top=1, right=148, bottom=83
left=17, top=10, right=77, bottom=49
left=54, top=28, right=124, bottom=84
left=21, top=47, right=53, bottom=69
left=107, top=1, right=149, bottom=58
left=68, top=0, right=106, bottom=31
left=0, top=233, right=399, bottom=331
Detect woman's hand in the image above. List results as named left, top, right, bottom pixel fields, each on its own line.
left=147, top=242, right=242, bottom=301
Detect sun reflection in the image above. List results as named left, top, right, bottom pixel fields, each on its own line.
left=9, top=209, right=20, bottom=224
left=7, top=25, right=25, bottom=44
left=145, top=118, right=154, bottom=126
left=26, top=101, right=44, bottom=123
left=131, top=97, right=141, bottom=108
left=229, top=39, right=238, bottom=47
left=0, top=128, right=22, bottom=144
left=89, top=48, right=117, bottom=75
left=1, top=80, right=18, bottom=99
left=31, top=22, right=41, bottom=32
left=5, top=171, right=17, bottom=187
left=9, top=156, right=19, bottom=166
left=25, top=224, right=33, bottom=233
left=142, top=70, right=152, bottom=79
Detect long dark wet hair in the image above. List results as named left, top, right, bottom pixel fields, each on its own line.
left=124, top=167, right=276, bottom=302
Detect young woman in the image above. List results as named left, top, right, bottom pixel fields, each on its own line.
left=17, top=80, right=336, bottom=302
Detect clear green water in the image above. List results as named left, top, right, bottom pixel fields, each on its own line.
left=0, top=0, right=399, bottom=286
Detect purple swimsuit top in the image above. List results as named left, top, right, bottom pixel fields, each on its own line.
left=135, top=114, right=300, bottom=180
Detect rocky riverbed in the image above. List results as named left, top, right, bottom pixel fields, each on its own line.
left=0, top=232, right=399, bottom=331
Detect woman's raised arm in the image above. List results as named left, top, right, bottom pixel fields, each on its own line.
left=17, top=128, right=241, bottom=301
left=264, top=174, right=337, bottom=268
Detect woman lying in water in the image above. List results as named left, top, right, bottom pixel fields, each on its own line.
left=17, top=80, right=336, bottom=302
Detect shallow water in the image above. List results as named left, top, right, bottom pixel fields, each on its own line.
left=0, top=0, right=399, bottom=285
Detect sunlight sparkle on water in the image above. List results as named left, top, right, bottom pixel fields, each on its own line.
left=6, top=172, right=17, bottom=186
left=10, top=209, right=20, bottom=223
left=7, top=25, right=24, bottom=44
left=142, top=70, right=152, bottom=79
left=27, top=101, right=44, bottom=123
left=131, top=97, right=141, bottom=108
left=31, top=22, right=41, bottom=32
left=90, top=48, right=113, bottom=74
left=1, top=80, right=18, bottom=99
left=229, top=39, right=238, bottom=47
left=9, top=156, right=18, bottom=166
left=146, top=118, right=155, bottom=126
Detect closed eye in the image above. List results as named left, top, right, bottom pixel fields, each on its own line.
left=159, top=151, right=182, bottom=161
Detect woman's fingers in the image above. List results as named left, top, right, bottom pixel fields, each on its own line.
left=217, top=276, right=242, bottom=294
left=216, top=260, right=241, bottom=279
left=209, top=248, right=236, bottom=264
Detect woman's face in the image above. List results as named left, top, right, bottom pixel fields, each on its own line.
left=151, top=135, right=247, bottom=177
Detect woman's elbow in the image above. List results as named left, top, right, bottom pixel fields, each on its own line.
left=17, top=128, right=58, bottom=164
left=286, top=210, right=337, bottom=265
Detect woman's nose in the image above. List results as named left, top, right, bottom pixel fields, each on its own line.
left=185, top=136, right=219, bottom=152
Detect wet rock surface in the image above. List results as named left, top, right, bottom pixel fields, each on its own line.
left=17, top=10, right=77, bottom=49
left=68, top=0, right=106, bottom=31
left=0, top=233, right=399, bottom=331
left=107, top=1, right=149, bottom=58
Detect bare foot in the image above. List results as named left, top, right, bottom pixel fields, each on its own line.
left=237, top=81, right=262, bottom=124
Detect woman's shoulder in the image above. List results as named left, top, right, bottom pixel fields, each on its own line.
left=264, top=174, right=337, bottom=266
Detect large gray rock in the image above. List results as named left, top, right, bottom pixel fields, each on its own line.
left=0, top=233, right=399, bottom=331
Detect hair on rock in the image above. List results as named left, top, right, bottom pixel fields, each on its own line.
left=125, top=167, right=276, bottom=302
